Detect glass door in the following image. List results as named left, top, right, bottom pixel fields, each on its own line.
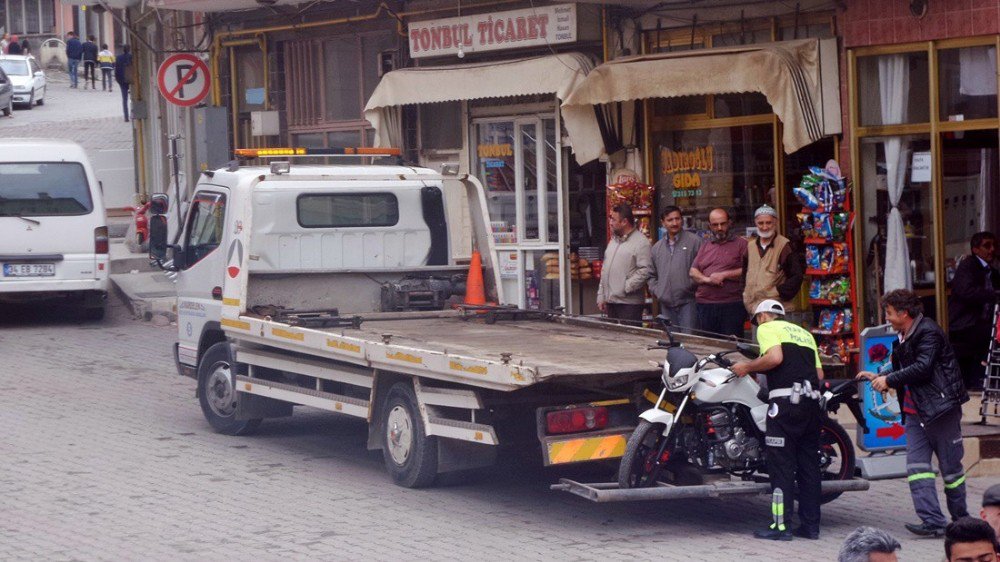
left=474, top=116, right=564, bottom=309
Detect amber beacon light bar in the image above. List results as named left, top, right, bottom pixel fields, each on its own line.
left=233, top=147, right=403, bottom=158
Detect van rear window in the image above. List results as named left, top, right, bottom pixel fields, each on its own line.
left=0, top=163, right=94, bottom=216
left=297, top=193, right=399, bottom=228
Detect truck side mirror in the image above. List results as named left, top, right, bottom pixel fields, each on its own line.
left=149, top=214, right=170, bottom=262
left=149, top=193, right=169, bottom=215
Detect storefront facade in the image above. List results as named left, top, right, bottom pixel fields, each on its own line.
left=841, top=1, right=1000, bottom=330
left=366, top=2, right=608, bottom=313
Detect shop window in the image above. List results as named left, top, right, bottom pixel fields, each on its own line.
left=938, top=46, right=998, bottom=122
left=544, top=118, right=558, bottom=243
left=323, top=37, right=361, bottom=121
left=651, top=96, right=707, bottom=117
left=655, top=123, right=776, bottom=237
left=713, top=92, right=771, bottom=118
left=941, top=130, right=1000, bottom=280
left=522, top=122, right=540, bottom=240
left=857, top=52, right=931, bottom=127
left=858, top=135, right=935, bottom=324
left=420, top=102, right=462, bottom=150
left=477, top=121, right=517, bottom=242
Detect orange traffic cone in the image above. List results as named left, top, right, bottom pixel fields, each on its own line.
left=464, top=250, right=486, bottom=305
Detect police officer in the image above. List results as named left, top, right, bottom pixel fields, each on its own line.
left=731, top=299, right=824, bottom=541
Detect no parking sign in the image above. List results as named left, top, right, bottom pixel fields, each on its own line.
left=157, top=53, right=211, bottom=107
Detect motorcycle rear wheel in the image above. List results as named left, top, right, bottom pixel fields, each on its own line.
left=818, top=417, right=857, bottom=504
left=618, top=419, right=670, bottom=489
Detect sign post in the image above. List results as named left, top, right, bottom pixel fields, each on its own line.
left=157, top=53, right=211, bottom=107
left=856, top=324, right=909, bottom=479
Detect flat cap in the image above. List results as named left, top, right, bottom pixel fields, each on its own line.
left=984, top=484, right=1000, bottom=507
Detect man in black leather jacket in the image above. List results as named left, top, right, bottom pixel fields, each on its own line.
left=948, top=231, right=999, bottom=390
left=859, top=289, right=969, bottom=537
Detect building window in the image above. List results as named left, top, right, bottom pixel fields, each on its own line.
left=856, top=52, right=931, bottom=127
left=850, top=39, right=1000, bottom=328
left=938, top=46, right=997, bottom=122
left=285, top=31, right=396, bottom=146
left=5, top=0, right=52, bottom=34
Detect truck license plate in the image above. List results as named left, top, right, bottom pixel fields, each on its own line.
left=2, top=263, right=55, bottom=277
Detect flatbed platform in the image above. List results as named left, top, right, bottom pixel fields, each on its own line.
left=326, top=310, right=727, bottom=381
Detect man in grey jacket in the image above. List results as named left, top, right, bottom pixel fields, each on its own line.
left=648, top=206, right=702, bottom=331
left=598, top=203, right=652, bottom=322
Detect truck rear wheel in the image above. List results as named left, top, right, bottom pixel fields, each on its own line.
left=381, top=382, right=437, bottom=488
left=198, top=342, right=261, bottom=436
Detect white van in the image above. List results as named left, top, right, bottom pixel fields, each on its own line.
left=0, top=139, right=109, bottom=319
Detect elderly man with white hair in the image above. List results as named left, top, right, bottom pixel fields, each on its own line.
left=743, top=204, right=805, bottom=315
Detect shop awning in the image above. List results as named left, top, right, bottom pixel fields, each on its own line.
left=364, top=52, right=602, bottom=164
left=562, top=38, right=842, bottom=161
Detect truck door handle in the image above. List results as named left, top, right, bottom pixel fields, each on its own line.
left=212, top=286, right=223, bottom=300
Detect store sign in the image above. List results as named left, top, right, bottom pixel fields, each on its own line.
left=911, top=151, right=932, bottom=183
left=408, top=3, right=577, bottom=59
left=478, top=143, right=514, bottom=158
left=661, top=146, right=715, bottom=197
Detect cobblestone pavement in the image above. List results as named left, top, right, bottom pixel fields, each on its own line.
left=0, top=69, right=131, bottom=162
left=0, top=300, right=995, bottom=561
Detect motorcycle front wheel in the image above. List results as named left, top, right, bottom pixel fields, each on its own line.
left=818, top=416, right=857, bottom=504
left=618, top=419, right=671, bottom=489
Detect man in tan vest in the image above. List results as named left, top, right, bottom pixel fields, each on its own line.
left=743, top=205, right=805, bottom=314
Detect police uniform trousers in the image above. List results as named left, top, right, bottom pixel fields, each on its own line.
left=765, top=396, right=822, bottom=532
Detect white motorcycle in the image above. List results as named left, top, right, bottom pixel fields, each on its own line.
left=618, top=335, right=858, bottom=503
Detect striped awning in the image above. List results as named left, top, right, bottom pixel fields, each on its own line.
left=562, top=38, right=842, bottom=161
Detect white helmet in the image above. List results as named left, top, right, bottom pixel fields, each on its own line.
left=753, top=299, right=785, bottom=317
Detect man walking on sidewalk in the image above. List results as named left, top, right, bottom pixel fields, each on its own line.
left=65, top=32, right=82, bottom=89
left=858, top=289, right=969, bottom=537
left=114, top=45, right=132, bottom=122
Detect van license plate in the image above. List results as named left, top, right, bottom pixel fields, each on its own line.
left=3, top=263, right=55, bottom=277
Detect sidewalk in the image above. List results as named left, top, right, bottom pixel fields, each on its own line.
left=107, top=233, right=176, bottom=325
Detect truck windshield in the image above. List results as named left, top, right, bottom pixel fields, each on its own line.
left=0, top=162, right=94, bottom=216
left=0, top=60, right=29, bottom=76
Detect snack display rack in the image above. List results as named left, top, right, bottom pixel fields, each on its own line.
left=793, top=161, right=860, bottom=364
left=606, top=178, right=655, bottom=243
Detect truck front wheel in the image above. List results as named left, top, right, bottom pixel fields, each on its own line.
left=381, top=382, right=438, bottom=488
left=197, top=342, right=262, bottom=436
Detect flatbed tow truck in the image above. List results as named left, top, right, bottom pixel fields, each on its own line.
left=149, top=147, right=869, bottom=500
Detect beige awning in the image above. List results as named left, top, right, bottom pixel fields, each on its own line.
left=364, top=52, right=601, bottom=164
left=562, top=38, right=842, bottom=162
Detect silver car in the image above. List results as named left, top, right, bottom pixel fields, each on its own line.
left=0, top=55, right=45, bottom=108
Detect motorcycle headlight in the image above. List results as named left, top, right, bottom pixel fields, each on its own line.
left=667, top=373, right=689, bottom=390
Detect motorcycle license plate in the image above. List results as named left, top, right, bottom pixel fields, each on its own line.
left=2, top=263, right=55, bottom=277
